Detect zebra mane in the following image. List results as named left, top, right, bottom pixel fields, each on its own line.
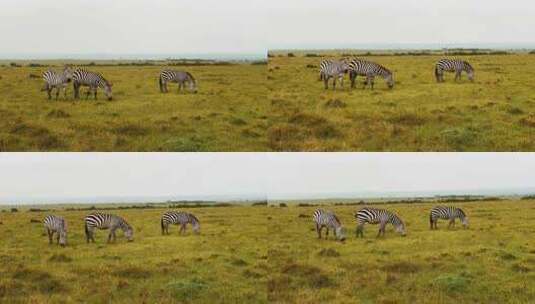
left=457, top=208, right=466, bottom=218
left=463, top=61, right=474, bottom=71
left=189, top=213, right=200, bottom=225
left=331, top=213, right=341, bottom=226
left=186, top=72, right=196, bottom=83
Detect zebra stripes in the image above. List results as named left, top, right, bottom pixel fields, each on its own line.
left=161, top=211, right=200, bottom=235
left=41, top=67, right=73, bottom=100
left=319, top=59, right=350, bottom=90
left=355, top=207, right=406, bottom=237
left=347, top=58, right=394, bottom=89
left=430, top=206, right=469, bottom=230
left=84, top=213, right=133, bottom=243
left=43, top=215, right=68, bottom=246
left=159, top=70, right=198, bottom=93
left=435, top=59, right=474, bottom=82
left=72, top=68, right=113, bottom=101
left=312, top=209, right=345, bottom=241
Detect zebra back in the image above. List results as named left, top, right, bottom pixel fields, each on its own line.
left=355, top=208, right=405, bottom=230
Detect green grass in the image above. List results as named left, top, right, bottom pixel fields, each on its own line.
left=267, top=200, right=535, bottom=303
left=0, top=63, right=268, bottom=151
left=0, top=206, right=268, bottom=303
left=268, top=53, right=535, bottom=151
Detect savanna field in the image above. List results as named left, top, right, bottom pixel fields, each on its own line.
left=0, top=62, right=268, bottom=151
left=0, top=206, right=268, bottom=303
left=268, top=52, right=535, bottom=151
left=1, top=201, right=535, bottom=303
left=267, top=200, right=535, bottom=304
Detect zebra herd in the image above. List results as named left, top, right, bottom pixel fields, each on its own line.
left=40, top=67, right=197, bottom=101
left=313, top=206, right=468, bottom=241
left=319, top=58, right=474, bottom=90
left=42, top=211, right=200, bottom=247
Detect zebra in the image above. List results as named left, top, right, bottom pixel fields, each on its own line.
left=430, top=206, right=469, bottom=230
left=347, top=58, right=394, bottom=90
left=43, top=215, right=67, bottom=246
left=159, top=70, right=198, bottom=94
left=72, top=68, right=113, bottom=101
left=355, top=207, right=406, bottom=238
left=41, top=67, right=73, bottom=100
left=312, top=209, right=346, bottom=241
left=84, top=213, right=133, bottom=243
left=319, top=59, right=350, bottom=90
left=435, top=59, right=474, bottom=83
left=161, top=211, right=200, bottom=235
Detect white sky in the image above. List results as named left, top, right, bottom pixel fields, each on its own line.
left=266, top=0, right=535, bottom=49
left=1, top=1, right=534, bottom=57
left=1, top=153, right=534, bottom=204
left=0, top=0, right=269, bottom=56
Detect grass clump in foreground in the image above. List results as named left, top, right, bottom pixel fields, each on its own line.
left=0, top=63, right=268, bottom=151
left=268, top=53, right=535, bottom=151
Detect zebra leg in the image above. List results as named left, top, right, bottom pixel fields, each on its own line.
left=350, top=73, right=356, bottom=89
left=94, top=88, right=98, bottom=100
left=47, top=229, right=53, bottom=244
left=448, top=219, right=454, bottom=229
left=55, top=87, right=60, bottom=100
left=332, top=78, right=337, bottom=91
left=369, top=76, right=375, bottom=90
left=325, top=227, right=329, bottom=238
left=85, top=88, right=91, bottom=100
left=316, top=224, right=321, bottom=239
left=56, top=232, right=60, bottom=244
left=377, top=223, right=386, bottom=237
left=47, top=88, right=52, bottom=100
left=324, top=77, right=329, bottom=90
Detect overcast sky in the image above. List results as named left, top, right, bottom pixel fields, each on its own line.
left=0, top=0, right=269, bottom=57
left=1, top=1, right=534, bottom=58
left=267, top=0, right=535, bottom=49
left=1, top=153, right=534, bottom=204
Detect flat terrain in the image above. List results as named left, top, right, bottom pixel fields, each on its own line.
left=0, top=206, right=268, bottom=303
left=0, top=63, right=268, bottom=151
left=268, top=53, right=535, bottom=151
left=267, top=200, right=535, bottom=303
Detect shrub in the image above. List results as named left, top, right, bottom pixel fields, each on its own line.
left=287, top=53, right=295, bottom=57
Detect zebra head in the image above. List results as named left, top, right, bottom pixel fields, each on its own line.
left=124, top=226, right=134, bottom=242
left=461, top=216, right=469, bottom=229
left=59, top=229, right=67, bottom=246
left=104, top=81, right=113, bottom=101
left=335, top=226, right=346, bottom=242
left=385, top=73, right=394, bottom=89
left=186, top=73, right=198, bottom=94
left=63, top=66, right=73, bottom=83
left=395, top=221, right=406, bottom=236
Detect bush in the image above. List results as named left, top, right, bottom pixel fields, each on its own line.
left=10, top=208, right=18, bottom=212
left=287, top=53, right=295, bottom=57
left=279, top=203, right=287, bottom=207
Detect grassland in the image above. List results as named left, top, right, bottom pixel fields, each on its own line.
left=0, top=205, right=268, bottom=303
left=267, top=200, right=535, bottom=303
left=0, top=62, right=268, bottom=151
left=268, top=52, right=535, bottom=151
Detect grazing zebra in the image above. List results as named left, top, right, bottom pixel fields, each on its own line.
left=84, top=213, right=133, bottom=243
left=319, top=59, right=350, bottom=90
left=312, top=209, right=346, bottom=241
left=72, top=68, right=113, bottom=101
left=161, top=211, right=200, bottom=235
left=347, top=58, right=394, bottom=89
left=41, top=67, right=73, bottom=100
left=435, top=59, right=474, bottom=82
left=159, top=70, right=198, bottom=94
left=355, top=207, right=406, bottom=238
left=430, top=206, right=469, bottom=230
left=43, top=215, right=67, bottom=246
